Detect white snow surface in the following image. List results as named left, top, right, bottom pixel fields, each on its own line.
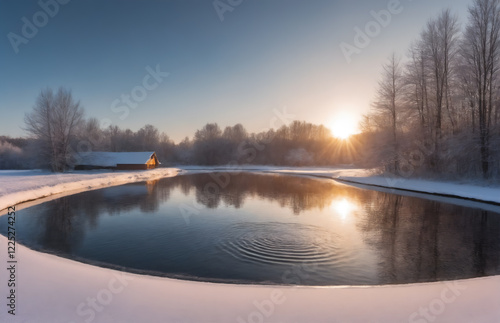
left=74, top=151, right=156, bottom=167
left=335, top=173, right=500, bottom=205
left=0, top=168, right=179, bottom=212
left=1, top=166, right=500, bottom=323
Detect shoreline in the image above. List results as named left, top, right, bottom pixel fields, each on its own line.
left=3, top=166, right=500, bottom=213
left=0, top=166, right=499, bottom=322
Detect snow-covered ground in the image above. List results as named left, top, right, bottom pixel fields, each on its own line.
left=0, top=166, right=499, bottom=323
left=0, top=168, right=180, bottom=212
left=335, top=173, right=500, bottom=205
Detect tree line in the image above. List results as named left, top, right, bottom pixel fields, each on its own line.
left=81, top=118, right=361, bottom=168
left=2, top=0, right=499, bottom=181
left=364, top=0, right=500, bottom=179
left=1, top=87, right=361, bottom=171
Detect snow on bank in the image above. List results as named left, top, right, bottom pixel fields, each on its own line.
left=1, top=235, right=499, bottom=323
left=1, top=166, right=500, bottom=322
left=0, top=168, right=180, bottom=212
left=334, top=173, right=500, bottom=205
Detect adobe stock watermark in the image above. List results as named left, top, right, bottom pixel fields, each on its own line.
left=69, top=272, right=134, bottom=323
left=72, top=63, right=168, bottom=162
left=213, top=0, right=244, bottom=22
left=237, top=289, right=286, bottom=323
left=8, top=0, right=71, bottom=54
left=408, top=280, right=467, bottom=323
left=236, top=261, right=318, bottom=323
left=381, top=139, right=431, bottom=188
left=340, top=0, right=404, bottom=64
left=380, top=133, right=453, bottom=188
left=110, top=64, right=169, bottom=120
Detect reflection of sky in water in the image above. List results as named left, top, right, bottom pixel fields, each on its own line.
left=1, top=173, right=500, bottom=286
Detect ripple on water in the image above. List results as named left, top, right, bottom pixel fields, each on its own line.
left=217, top=222, right=346, bottom=266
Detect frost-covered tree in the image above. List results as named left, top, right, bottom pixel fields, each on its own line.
left=24, top=88, right=84, bottom=172
left=421, top=9, right=460, bottom=166
left=136, top=124, right=160, bottom=151
left=372, top=53, right=405, bottom=172
left=462, top=0, right=500, bottom=178
left=405, top=40, right=430, bottom=131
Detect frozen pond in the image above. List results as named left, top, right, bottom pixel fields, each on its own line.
left=2, top=172, right=500, bottom=286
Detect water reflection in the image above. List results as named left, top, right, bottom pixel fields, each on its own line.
left=1, top=172, right=500, bottom=285
left=359, top=193, right=500, bottom=283
left=37, top=198, right=85, bottom=254
left=169, top=173, right=367, bottom=214
left=331, top=198, right=356, bottom=221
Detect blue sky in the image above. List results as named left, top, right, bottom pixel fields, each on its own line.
left=0, top=0, right=470, bottom=142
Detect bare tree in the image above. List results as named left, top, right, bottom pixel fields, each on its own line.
left=222, top=124, right=248, bottom=143
left=405, top=40, right=430, bottom=131
left=24, top=88, right=84, bottom=172
left=194, top=123, right=222, bottom=142
left=422, top=9, right=460, bottom=167
left=372, top=53, right=405, bottom=172
left=80, top=117, right=106, bottom=150
left=136, top=124, right=160, bottom=150
left=462, top=0, right=500, bottom=178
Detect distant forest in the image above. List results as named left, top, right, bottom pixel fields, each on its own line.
left=2, top=0, right=500, bottom=181
left=0, top=119, right=363, bottom=170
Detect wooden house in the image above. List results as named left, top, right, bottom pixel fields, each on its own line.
left=74, top=152, right=160, bottom=170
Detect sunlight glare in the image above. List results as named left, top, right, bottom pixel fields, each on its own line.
left=330, top=117, right=358, bottom=140
left=332, top=198, right=356, bottom=220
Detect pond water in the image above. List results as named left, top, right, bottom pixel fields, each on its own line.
left=2, top=172, right=500, bottom=286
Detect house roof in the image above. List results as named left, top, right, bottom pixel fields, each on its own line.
left=75, top=152, right=156, bottom=167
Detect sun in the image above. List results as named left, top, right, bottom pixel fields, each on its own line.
left=329, top=117, right=358, bottom=140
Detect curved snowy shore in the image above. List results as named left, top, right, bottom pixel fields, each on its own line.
left=1, top=167, right=499, bottom=323
left=0, top=168, right=180, bottom=212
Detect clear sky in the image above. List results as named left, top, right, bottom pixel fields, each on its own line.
left=0, top=0, right=470, bottom=142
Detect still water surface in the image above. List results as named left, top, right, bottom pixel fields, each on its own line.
left=2, top=172, right=500, bottom=285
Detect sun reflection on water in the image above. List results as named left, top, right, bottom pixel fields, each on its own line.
left=332, top=198, right=356, bottom=220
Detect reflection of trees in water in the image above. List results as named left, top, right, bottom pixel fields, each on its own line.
left=359, top=193, right=500, bottom=283
left=166, top=173, right=367, bottom=214
left=75, top=179, right=172, bottom=216
left=32, top=173, right=358, bottom=254
left=31, top=172, right=500, bottom=281
left=33, top=180, right=173, bottom=254
left=38, top=198, right=85, bottom=254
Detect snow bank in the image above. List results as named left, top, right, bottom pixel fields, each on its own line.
left=1, top=166, right=500, bottom=322
left=0, top=168, right=180, bottom=212
left=1, top=234, right=499, bottom=323
left=335, top=174, right=500, bottom=205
